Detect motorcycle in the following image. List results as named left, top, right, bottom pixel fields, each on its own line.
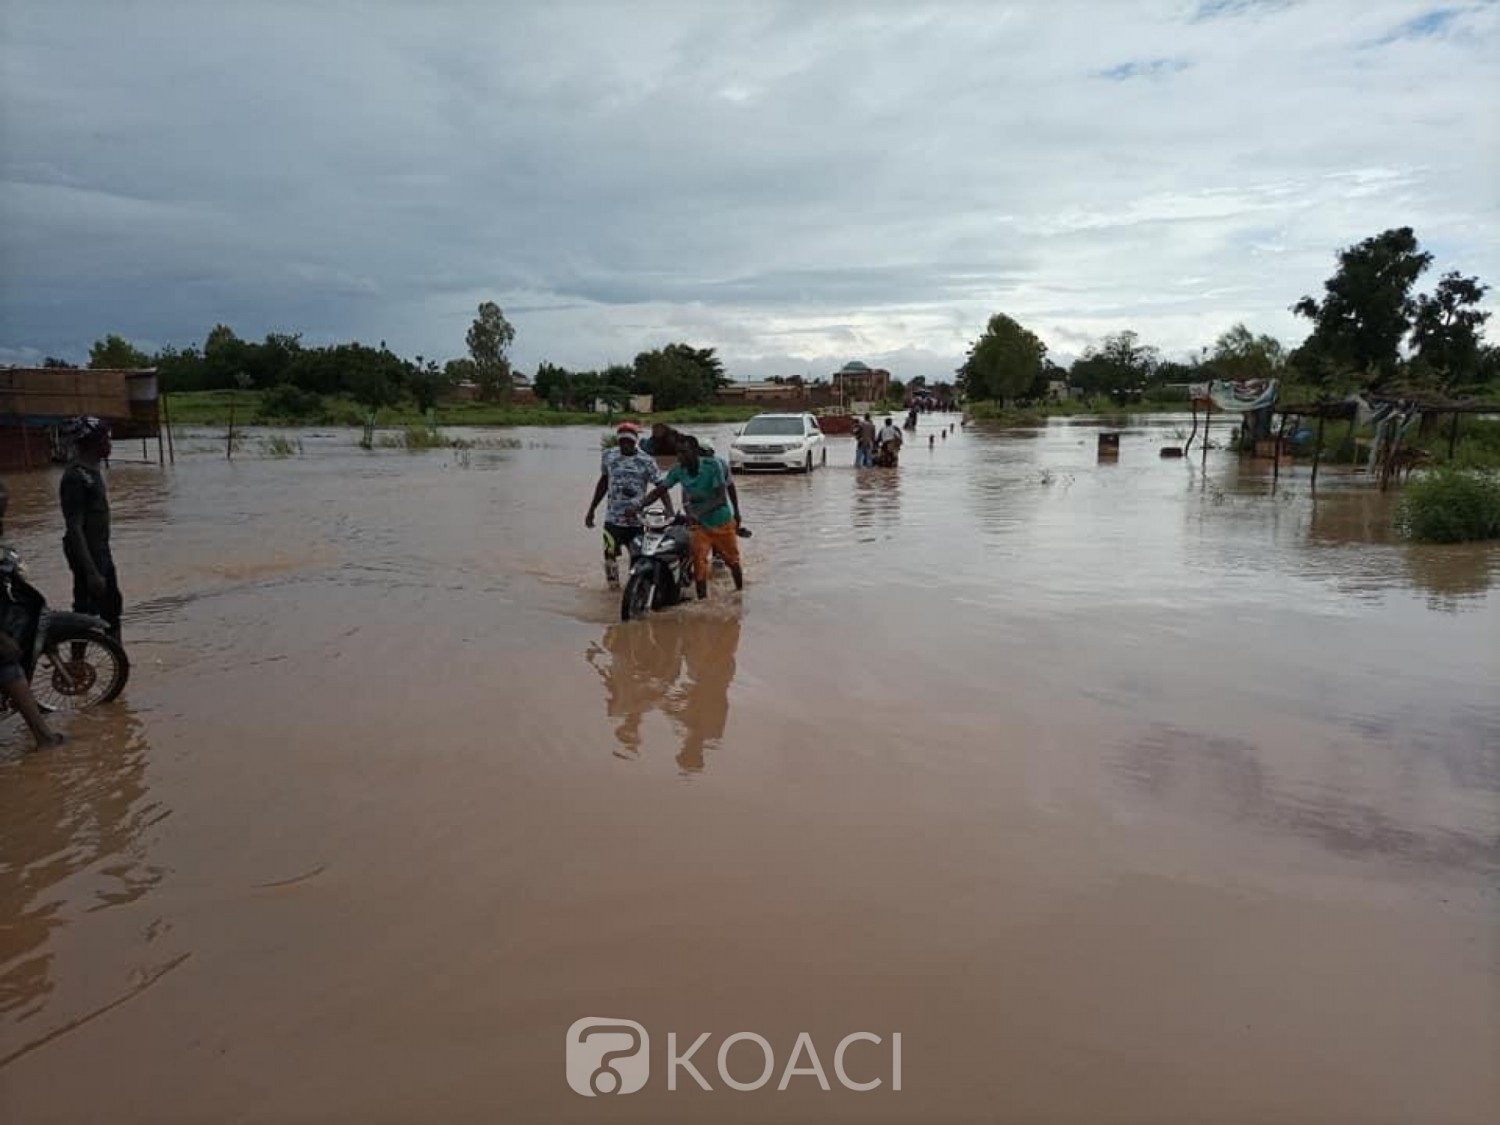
left=874, top=440, right=901, bottom=468
left=620, top=507, right=695, bottom=621
left=0, top=542, right=130, bottom=717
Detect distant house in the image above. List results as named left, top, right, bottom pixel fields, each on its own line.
left=511, top=372, right=537, bottom=403
left=0, top=366, right=163, bottom=471
left=450, top=372, right=537, bottom=403
left=830, top=360, right=891, bottom=403
left=715, top=380, right=803, bottom=402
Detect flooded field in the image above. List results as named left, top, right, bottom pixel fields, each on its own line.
left=1, top=413, right=1496, bottom=1124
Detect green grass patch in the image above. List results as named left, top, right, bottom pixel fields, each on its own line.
left=1395, top=468, right=1500, bottom=543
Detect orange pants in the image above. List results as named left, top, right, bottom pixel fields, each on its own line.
left=690, top=521, right=740, bottom=581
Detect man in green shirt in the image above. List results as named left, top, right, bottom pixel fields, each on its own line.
left=637, top=437, right=744, bottom=600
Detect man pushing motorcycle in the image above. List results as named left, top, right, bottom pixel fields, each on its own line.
left=633, top=436, right=744, bottom=600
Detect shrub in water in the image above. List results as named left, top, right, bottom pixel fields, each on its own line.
left=1395, top=468, right=1500, bottom=543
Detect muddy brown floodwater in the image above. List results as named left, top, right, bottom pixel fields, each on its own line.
left=1, top=414, right=1496, bottom=1124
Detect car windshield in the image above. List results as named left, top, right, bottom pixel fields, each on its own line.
left=742, top=417, right=804, bottom=436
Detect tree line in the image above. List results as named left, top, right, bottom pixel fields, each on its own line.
left=54, top=226, right=1494, bottom=416
left=958, top=226, right=1496, bottom=405
left=62, top=302, right=735, bottom=418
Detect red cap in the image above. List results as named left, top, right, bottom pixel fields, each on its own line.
left=616, top=422, right=641, bottom=436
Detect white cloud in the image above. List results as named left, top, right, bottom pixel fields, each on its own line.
left=0, top=0, right=1495, bottom=378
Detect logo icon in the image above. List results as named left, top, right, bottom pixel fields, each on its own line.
left=566, top=1017, right=650, bottom=1096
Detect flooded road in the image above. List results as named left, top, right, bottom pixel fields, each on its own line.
left=1, top=414, right=1496, bottom=1124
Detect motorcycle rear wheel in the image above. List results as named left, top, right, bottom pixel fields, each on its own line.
left=32, top=629, right=130, bottom=711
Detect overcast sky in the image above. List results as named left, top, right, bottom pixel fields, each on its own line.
left=1, top=0, right=1496, bottom=381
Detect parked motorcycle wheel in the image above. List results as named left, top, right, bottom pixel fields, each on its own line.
left=621, top=572, right=655, bottom=622
left=32, top=627, right=130, bottom=711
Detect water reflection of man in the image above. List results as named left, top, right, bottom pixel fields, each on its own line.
left=673, top=616, right=739, bottom=773
left=585, top=621, right=684, bottom=759
left=584, top=616, right=740, bottom=773
left=0, top=706, right=160, bottom=1022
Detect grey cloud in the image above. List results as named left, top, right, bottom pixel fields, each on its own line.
left=1, top=0, right=1496, bottom=376
left=1095, top=58, right=1193, bottom=81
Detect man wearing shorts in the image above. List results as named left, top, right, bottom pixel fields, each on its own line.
left=638, top=436, right=743, bottom=600
left=586, top=423, right=664, bottom=588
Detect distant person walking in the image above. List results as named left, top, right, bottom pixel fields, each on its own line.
left=855, top=413, right=875, bottom=468
left=59, top=417, right=123, bottom=639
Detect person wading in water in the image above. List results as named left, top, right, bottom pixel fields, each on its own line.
left=0, top=479, right=65, bottom=749
left=635, top=436, right=743, bottom=600
left=59, top=417, right=123, bottom=639
left=586, top=422, right=664, bottom=589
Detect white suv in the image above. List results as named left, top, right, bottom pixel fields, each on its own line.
left=728, top=412, right=828, bottom=473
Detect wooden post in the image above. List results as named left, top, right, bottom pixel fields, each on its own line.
left=1310, top=415, right=1325, bottom=492
left=1448, top=412, right=1460, bottom=460
left=1202, top=404, right=1211, bottom=465
left=1185, top=401, right=1198, bottom=454
left=161, top=393, right=176, bottom=465
left=1272, top=413, right=1291, bottom=492
left=227, top=403, right=235, bottom=461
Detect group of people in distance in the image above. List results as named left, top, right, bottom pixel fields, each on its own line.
left=1, top=417, right=124, bottom=750
left=586, top=422, right=746, bottom=602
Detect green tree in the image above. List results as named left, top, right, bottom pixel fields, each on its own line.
left=1209, top=324, right=1287, bottom=381
left=957, top=313, right=1048, bottom=403
left=43, top=356, right=77, bottom=368
left=1067, top=331, right=1155, bottom=398
left=407, top=359, right=452, bottom=413
left=534, top=361, right=578, bottom=407
left=466, top=301, right=515, bottom=401
left=1410, top=271, right=1491, bottom=392
left=632, top=344, right=724, bottom=409
left=152, top=345, right=207, bottom=392
left=1292, top=226, right=1433, bottom=388
left=202, top=324, right=250, bottom=389
left=88, top=334, right=150, bottom=369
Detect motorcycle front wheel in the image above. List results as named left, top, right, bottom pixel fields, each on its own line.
left=621, top=571, right=655, bottom=621
left=32, top=629, right=130, bottom=711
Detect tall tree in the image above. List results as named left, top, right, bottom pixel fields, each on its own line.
left=466, top=301, right=515, bottom=401
left=88, top=334, right=150, bottom=369
left=956, top=313, right=1047, bottom=403
left=1292, top=226, right=1432, bottom=387
left=407, top=359, right=452, bottom=413
left=632, top=344, right=724, bottom=409
left=1210, top=324, right=1286, bottom=381
left=1068, top=330, right=1157, bottom=396
left=1410, top=271, right=1491, bottom=392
